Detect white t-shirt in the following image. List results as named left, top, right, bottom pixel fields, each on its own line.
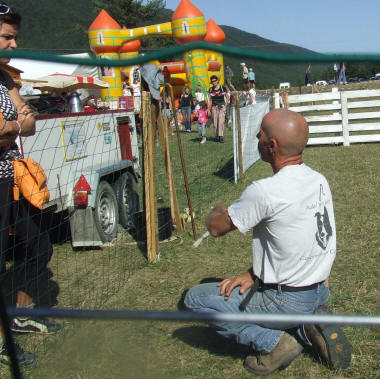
left=123, top=87, right=131, bottom=96
left=195, top=92, right=205, bottom=103
left=246, top=88, right=256, bottom=105
left=131, top=82, right=141, bottom=97
left=228, top=164, right=336, bottom=286
left=242, top=66, right=249, bottom=79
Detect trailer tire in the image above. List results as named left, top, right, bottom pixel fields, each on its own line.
left=94, top=181, right=119, bottom=242
left=113, top=172, right=139, bottom=229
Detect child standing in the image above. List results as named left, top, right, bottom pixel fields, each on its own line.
left=196, top=101, right=208, bottom=144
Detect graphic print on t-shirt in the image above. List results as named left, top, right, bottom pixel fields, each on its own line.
left=315, top=206, right=332, bottom=249
left=314, top=184, right=332, bottom=249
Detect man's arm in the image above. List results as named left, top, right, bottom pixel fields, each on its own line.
left=5, top=71, right=35, bottom=137
left=205, top=204, right=236, bottom=237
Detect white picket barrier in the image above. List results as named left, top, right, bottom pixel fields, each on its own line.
left=274, top=89, right=380, bottom=146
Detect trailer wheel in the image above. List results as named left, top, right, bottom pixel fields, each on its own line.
left=94, top=181, right=119, bottom=242
left=113, top=172, right=139, bottom=229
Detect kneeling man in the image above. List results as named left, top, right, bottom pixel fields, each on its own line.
left=185, top=109, right=351, bottom=375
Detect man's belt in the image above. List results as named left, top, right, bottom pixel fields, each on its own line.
left=260, top=281, right=323, bottom=292
left=239, top=280, right=323, bottom=311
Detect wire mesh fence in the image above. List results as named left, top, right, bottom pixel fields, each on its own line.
left=0, top=45, right=379, bottom=377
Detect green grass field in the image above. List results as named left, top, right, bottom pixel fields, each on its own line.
left=1, top=127, right=379, bottom=378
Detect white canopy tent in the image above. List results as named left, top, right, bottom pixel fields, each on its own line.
left=11, top=53, right=103, bottom=98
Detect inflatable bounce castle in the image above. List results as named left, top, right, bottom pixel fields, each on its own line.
left=88, top=0, right=226, bottom=102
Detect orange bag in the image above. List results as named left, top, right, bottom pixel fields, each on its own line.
left=11, top=158, right=50, bottom=210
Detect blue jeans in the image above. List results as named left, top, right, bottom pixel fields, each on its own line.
left=184, top=281, right=329, bottom=353
left=338, top=70, right=347, bottom=84
left=181, top=106, right=192, bottom=131
left=198, top=123, right=206, bottom=137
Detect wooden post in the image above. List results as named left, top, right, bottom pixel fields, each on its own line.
left=340, top=91, right=350, bottom=146
left=155, top=103, right=183, bottom=232
left=235, top=93, right=244, bottom=183
left=168, top=85, right=197, bottom=239
left=274, top=92, right=280, bottom=109
left=142, top=91, right=158, bottom=263
left=271, top=86, right=275, bottom=110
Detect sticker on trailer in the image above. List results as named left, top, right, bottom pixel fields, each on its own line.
left=102, top=122, right=111, bottom=132
left=104, top=133, right=112, bottom=144
left=60, top=119, right=87, bottom=161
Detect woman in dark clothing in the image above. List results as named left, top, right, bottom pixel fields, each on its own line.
left=179, top=86, right=193, bottom=132
left=0, top=5, right=60, bottom=366
left=207, top=75, right=229, bottom=142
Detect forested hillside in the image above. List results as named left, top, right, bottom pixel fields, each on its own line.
left=10, top=0, right=328, bottom=88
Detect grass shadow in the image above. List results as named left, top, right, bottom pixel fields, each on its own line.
left=173, top=326, right=250, bottom=359
left=213, top=156, right=235, bottom=181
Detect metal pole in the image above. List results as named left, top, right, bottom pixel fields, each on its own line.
left=6, top=306, right=380, bottom=328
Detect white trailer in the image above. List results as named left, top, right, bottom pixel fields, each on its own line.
left=21, top=108, right=140, bottom=247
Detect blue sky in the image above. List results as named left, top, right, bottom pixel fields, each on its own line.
left=164, top=0, right=379, bottom=53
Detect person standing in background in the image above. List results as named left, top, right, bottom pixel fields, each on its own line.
left=333, top=63, right=340, bottom=83
left=241, top=62, right=249, bottom=90
left=179, top=86, right=193, bottom=133
left=196, top=101, right=208, bottom=144
left=131, top=77, right=141, bottom=114
left=208, top=75, right=229, bottom=143
left=162, top=66, right=171, bottom=85
left=246, top=86, right=256, bottom=106
left=338, top=62, right=347, bottom=85
left=305, top=64, right=312, bottom=86
left=248, top=67, right=255, bottom=89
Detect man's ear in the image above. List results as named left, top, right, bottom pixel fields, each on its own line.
left=269, top=138, right=278, bottom=153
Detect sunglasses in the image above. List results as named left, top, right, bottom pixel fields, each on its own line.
left=211, top=79, right=218, bottom=83
left=0, top=4, right=10, bottom=14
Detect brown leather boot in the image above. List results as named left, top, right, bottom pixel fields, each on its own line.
left=304, top=324, right=351, bottom=369
left=304, top=305, right=351, bottom=370
left=244, top=333, right=303, bottom=376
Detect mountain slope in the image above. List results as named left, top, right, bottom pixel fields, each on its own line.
left=221, top=26, right=326, bottom=88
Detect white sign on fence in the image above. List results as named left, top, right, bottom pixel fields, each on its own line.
left=233, top=100, right=270, bottom=183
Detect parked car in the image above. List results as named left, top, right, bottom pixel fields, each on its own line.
left=279, top=82, right=290, bottom=89
left=328, top=79, right=336, bottom=85
left=348, top=77, right=359, bottom=83
left=316, top=80, right=327, bottom=86
left=357, top=78, right=366, bottom=82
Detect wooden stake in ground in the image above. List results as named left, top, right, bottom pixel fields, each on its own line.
left=142, top=91, right=158, bottom=263
left=168, top=85, right=197, bottom=240
left=155, top=96, right=183, bottom=232
left=235, top=93, right=244, bottom=183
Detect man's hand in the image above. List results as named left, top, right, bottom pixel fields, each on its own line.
left=217, top=270, right=255, bottom=300
left=205, top=204, right=236, bottom=237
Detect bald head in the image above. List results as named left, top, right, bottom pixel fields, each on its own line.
left=261, top=109, right=309, bottom=157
